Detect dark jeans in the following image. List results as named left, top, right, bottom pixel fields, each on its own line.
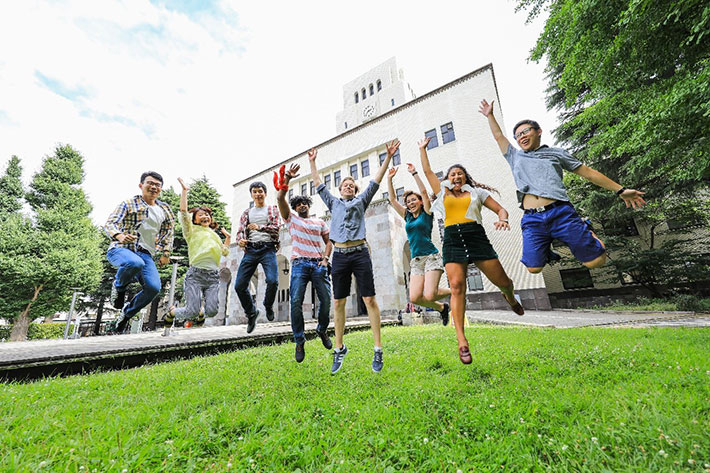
left=290, top=258, right=331, bottom=344
left=234, top=246, right=278, bottom=316
left=106, top=247, right=161, bottom=320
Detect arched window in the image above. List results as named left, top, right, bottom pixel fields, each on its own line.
left=361, top=88, right=366, bottom=100
left=369, top=83, right=374, bottom=96
left=376, top=79, right=382, bottom=91
left=354, top=92, right=359, bottom=104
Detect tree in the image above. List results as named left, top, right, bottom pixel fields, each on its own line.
left=518, top=0, right=710, bottom=291
left=4, top=145, right=102, bottom=341
left=0, top=156, right=24, bottom=216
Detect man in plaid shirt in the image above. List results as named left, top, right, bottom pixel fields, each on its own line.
left=102, top=171, right=175, bottom=334
left=234, top=181, right=281, bottom=333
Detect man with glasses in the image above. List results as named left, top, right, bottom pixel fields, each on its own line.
left=479, top=99, right=646, bottom=273
left=103, top=171, right=175, bottom=334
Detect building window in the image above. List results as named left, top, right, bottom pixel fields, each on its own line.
left=392, top=148, right=401, bottom=166
left=362, top=88, right=366, bottom=100
left=382, top=191, right=389, bottom=200
left=301, top=183, right=307, bottom=196
left=369, top=84, right=374, bottom=96
left=350, top=164, right=358, bottom=180
left=361, top=159, right=370, bottom=177
left=396, top=187, right=404, bottom=203
left=441, top=122, right=456, bottom=144
left=560, top=268, right=594, bottom=290
left=344, top=122, right=348, bottom=129
left=377, top=79, right=382, bottom=91
left=310, top=181, right=315, bottom=195
left=354, top=93, right=359, bottom=104
left=288, top=189, right=293, bottom=201
left=324, top=174, right=331, bottom=189
left=467, top=269, right=484, bottom=291
left=334, top=170, right=341, bottom=187
left=424, top=129, right=439, bottom=149
left=391, top=98, right=395, bottom=106
left=379, top=152, right=387, bottom=166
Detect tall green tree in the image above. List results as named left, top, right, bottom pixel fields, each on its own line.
left=518, top=0, right=710, bottom=291
left=5, top=145, right=102, bottom=340
left=0, top=156, right=24, bottom=216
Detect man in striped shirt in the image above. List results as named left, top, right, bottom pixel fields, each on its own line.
left=276, top=163, right=333, bottom=364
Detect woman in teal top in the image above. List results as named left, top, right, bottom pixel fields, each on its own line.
left=387, top=163, right=451, bottom=325
left=165, top=178, right=231, bottom=327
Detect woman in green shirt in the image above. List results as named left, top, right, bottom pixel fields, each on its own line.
left=166, top=178, right=230, bottom=326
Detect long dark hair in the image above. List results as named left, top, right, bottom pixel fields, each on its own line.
left=445, top=164, right=499, bottom=195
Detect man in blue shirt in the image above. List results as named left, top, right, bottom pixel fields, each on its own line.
left=310, top=140, right=400, bottom=374
left=479, top=99, right=646, bottom=273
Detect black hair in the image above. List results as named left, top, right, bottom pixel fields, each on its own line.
left=445, top=164, right=499, bottom=195
left=512, top=119, right=540, bottom=136
left=189, top=206, right=218, bottom=229
left=289, top=195, right=312, bottom=210
left=249, top=181, right=267, bottom=194
left=140, top=171, right=163, bottom=185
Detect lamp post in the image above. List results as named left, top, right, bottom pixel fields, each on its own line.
left=63, top=288, right=82, bottom=340
left=162, top=256, right=185, bottom=337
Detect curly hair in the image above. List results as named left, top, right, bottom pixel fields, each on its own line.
left=189, top=206, right=218, bottom=229
left=289, top=195, right=312, bottom=210
left=445, top=164, right=499, bottom=195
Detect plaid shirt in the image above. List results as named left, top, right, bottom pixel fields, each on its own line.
left=237, top=205, right=281, bottom=250
left=103, top=195, right=175, bottom=254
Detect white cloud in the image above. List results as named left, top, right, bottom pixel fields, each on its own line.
left=0, top=0, right=556, bottom=224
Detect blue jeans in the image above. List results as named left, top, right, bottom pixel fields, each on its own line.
left=290, top=258, right=331, bottom=344
left=234, top=246, right=278, bottom=316
left=107, top=247, right=161, bottom=320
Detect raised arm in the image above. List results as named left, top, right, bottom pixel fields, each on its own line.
left=573, top=165, right=646, bottom=209
left=178, top=177, right=189, bottom=212
left=177, top=177, right=192, bottom=238
left=407, top=163, right=432, bottom=213
left=417, top=137, right=441, bottom=195
left=308, top=148, right=322, bottom=187
left=372, top=140, right=400, bottom=184
left=479, top=99, right=511, bottom=155
left=482, top=195, right=510, bottom=231
left=219, top=228, right=231, bottom=255
left=276, top=163, right=300, bottom=220
left=386, top=166, right=406, bottom=218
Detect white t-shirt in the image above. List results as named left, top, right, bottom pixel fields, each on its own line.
left=138, top=204, right=166, bottom=255
left=248, top=206, right=272, bottom=243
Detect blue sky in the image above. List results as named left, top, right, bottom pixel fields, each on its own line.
left=0, top=0, right=555, bottom=223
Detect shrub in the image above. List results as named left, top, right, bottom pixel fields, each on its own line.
left=0, top=323, right=67, bottom=342
left=674, top=294, right=702, bottom=312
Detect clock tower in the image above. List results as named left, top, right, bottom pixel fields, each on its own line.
left=335, top=57, right=416, bottom=134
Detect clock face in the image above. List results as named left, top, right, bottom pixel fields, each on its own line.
left=362, top=105, right=375, bottom=118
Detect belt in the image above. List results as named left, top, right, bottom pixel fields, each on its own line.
left=293, top=257, right=324, bottom=262
left=333, top=243, right=367, bottom=254
left=247, top=241, right=276, bottom=249
left=523, top=201, right=570, bottom=214
left=136, top=247, right=152, bottom=255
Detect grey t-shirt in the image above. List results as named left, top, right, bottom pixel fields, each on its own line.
left=503, top=144, right=582, bottom=204
left=316, top=180, right=379, bottom=243
left=138, top=204, right=166, bottom=255
left=248, top=206, right=272, bottom=243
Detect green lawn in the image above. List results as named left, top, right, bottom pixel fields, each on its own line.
left=2, top=325, right=709, bottom=472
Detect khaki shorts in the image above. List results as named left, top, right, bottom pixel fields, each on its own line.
left=410, top=252, right=444, bottom=276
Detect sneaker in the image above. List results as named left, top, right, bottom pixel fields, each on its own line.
left=107, top=310, right=128, bottom=335
left=331, top=345, right=348, bottom=374
left=110, top=284, right=126, bottom=310
left=315, top=329, right=333, bottom=350
left=295, top=342, right=305, bottom=363
left=184, top=321, right=194, bottom=328
left=246, top=309, right=259, bottom=334
left=265, top=308, right=275, bottom=322
left=372, top=349, right=383, bottom=373
left=440, top=302, right=450, bottom=326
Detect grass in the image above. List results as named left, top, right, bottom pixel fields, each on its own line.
left=585, top=297, right=710, bottom=313
left=2, top=324, right=709, bottom=472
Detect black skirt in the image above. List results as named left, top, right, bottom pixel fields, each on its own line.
left=442, top=221, right=498, bottom=264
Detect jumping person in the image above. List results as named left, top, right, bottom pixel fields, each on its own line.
left=419, top=137, right=524, bottom=364
left=386, top=163, right=451, bottom=325
left=103, top=171, right=175, bottom=334
left=478, top=99, right=646, bottom=273
left=163, top=177, right=230, bottom=328
left=310, top=140, right=400, bottom=374
left=234, top=181, right=281, bottom=333
left=274, top=163, right=333, bottom=363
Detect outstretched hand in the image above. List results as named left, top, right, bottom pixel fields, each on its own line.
left=406, top=163, right=417, bottom=174
left=177, top=177, right=189, bottom=192
left=386, top=140, right=400, bottom=157
left=388, top=166, right=398, bottom=180
left=417, top=137, right=431, bottom=150
left=493, top=220, right=510, bottom=231
left=620, top=189, right=646, bottom=209
left=308, top=148, right=318, bottom=162
left=285, top=163, right=300, bottom=180
left=479, top=99, right=494, bottom=117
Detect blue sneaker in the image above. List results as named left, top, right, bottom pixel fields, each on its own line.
left=331, top=345, right=348, bottom=374
left=372, top=348, right=383, bottom=373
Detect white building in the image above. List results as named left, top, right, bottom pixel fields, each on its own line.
left=226, top=59, right=552, bottom=324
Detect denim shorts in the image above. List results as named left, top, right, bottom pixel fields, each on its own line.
left=521, top=201, right=605, bottom=268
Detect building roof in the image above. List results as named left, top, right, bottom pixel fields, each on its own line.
left=233, top=63, right=499, bottom=187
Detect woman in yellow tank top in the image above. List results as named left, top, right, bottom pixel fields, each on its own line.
left=418, top=137, right=524, bottom=365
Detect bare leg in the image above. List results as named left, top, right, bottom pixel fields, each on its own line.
left=475, top=258, right=523, bottom=314
left=445, top=262, right=468, bottom=348
left=409, top=273, right=444, bottom=311
left=333, top=298, right=347, bottom=349
left=361, top=296, right=381, bottom=348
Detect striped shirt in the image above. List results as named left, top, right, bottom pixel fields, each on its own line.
left=285, top=214, right=329, bottom=260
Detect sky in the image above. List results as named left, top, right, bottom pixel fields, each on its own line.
left=0, top=0, right=556, bottom=223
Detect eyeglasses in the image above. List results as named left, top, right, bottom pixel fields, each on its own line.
left=144, top=181, right=162, bottom=188
left=514, top=126, right=536, bottom=140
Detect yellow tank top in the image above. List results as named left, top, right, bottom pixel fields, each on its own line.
left=444, top=193, right=474, bottom=226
